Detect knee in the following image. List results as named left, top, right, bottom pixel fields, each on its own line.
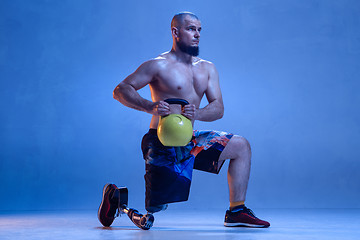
left=221, top=135, right=252, bottom=161
left=232, top=135, right=251, bottom=155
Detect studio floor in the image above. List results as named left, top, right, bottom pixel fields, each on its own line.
left=0, top=208, right=359, bottom=240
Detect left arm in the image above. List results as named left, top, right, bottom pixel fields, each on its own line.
left=183, top=63, right=224, bottom=122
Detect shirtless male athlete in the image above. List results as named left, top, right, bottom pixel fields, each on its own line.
left=98, top=12, right=270, bottom=228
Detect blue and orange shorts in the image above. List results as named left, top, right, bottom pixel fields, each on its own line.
left=141, top=129, right=233, bottom=210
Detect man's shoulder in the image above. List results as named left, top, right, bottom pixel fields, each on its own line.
left=193, top=58, right=216, bottom=71
left=138, top=54, right=169, bottom=72
left=144, top=52, right=172, bottom=66
left=193, top=57, right=213, bottom=65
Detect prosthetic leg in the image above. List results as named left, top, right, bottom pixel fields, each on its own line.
left=117, top=186, right=154, bottom=230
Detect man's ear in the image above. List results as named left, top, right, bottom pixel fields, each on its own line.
left=171, top=27, right=179, bottom=38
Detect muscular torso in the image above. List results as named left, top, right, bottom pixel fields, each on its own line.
left=149, top=53, right=210, bottom=128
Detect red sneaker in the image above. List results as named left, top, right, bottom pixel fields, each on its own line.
left=98, top=183, right=119, bottom=227
left=224, top=206, right=270, bottom=228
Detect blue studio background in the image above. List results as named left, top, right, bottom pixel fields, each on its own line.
left=1, top=0, right=359, bottom=212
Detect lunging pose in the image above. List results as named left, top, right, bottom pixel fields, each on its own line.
left=98, top=11, right=270, bottom=229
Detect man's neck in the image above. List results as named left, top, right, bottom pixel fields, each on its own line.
left=170, top=47, right=193, bottom=64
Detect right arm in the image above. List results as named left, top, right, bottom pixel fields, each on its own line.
left=113, top=60, right=170, bottom=115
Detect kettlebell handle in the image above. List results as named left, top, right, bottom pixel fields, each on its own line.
left=164, top=98, right=189, bottom=106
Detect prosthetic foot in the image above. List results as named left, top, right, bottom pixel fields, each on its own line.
left=121, top=207, right=155, bottom=230
left=117, top=186, right=155, bottom=230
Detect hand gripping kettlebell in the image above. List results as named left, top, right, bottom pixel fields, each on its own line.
left=157, top=98, right=193, bottom=147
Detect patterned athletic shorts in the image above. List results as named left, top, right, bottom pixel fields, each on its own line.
left=141, top=129, right=233, bottom=210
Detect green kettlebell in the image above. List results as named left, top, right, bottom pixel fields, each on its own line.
left=157, top=98, right=193, bottom=147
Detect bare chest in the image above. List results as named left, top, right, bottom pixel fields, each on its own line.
left=152, top=63, right=208, bottom=100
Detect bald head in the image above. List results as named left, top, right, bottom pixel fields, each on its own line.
left=171, top=12, right=199, bottom=29
left=170, top=12, right=201, bottom=56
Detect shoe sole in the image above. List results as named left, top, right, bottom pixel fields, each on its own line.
left=98, top=183, right=116, bottom=226
left=224, top=222, right=269, bottom=228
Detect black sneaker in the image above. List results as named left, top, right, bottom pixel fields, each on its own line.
left=224, top=205, right=270, bottom=228
left=98, top=183, right=120, bottom=227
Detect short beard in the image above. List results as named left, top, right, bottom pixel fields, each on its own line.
left=177, top=41, right=199, bottom=56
